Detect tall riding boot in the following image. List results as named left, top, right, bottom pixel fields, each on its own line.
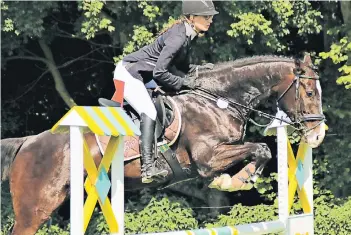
left=140, top=113, right=168, bottom=183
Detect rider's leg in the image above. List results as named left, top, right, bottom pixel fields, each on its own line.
left=114, top=62, right=167, bottom=183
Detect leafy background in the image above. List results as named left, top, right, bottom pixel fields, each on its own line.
left=1, top=0, right=351, bottom=234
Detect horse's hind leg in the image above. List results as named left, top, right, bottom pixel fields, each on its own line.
left=9, top=131, right=70, bottom=235
left=207, top=142, right=272, bottom=192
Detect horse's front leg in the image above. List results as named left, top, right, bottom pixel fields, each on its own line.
left=207, top=142, right=272, bottom=192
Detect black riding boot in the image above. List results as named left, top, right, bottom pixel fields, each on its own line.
left=140, top=113, right=168, bottom=183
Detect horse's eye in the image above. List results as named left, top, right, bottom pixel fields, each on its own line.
left=306, top=91, right=313, bottom=97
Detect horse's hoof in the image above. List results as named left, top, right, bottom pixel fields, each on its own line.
left=209, top=174, right=234, bottom=191
left=208, top=178, right=221, bottom=190
left=217, top=174, right=232, bottom=191
left=226, top=177, right=254, bottom=192
left=241, top=182, right=254, bottom=191
left=208, top=174, right=230, bottom=190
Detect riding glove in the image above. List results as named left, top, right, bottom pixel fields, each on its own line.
left=182, top=75, right=197, bottom=89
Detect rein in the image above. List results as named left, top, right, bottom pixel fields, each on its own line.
left=184, top=88, right=295, bottom=127
left=178, top=73, right=325, bottom=132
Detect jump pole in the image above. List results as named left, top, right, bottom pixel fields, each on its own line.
left=51, top=106, right=140, bottom=235
left=51, top=105, right=315, bottom=235
left=139, top=110, right=314, bottom=235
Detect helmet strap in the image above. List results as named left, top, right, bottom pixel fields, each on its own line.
left=188, top=16, right=203, bottom=35
left=190, top=22, right=205, bottom=38
left=185, top=15, right=205, bottom=38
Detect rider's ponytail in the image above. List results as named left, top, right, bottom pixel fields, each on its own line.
left=157, top=15, right=188, bottom=36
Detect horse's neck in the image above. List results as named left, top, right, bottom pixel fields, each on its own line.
left=197, top=62, right=291, bottom=115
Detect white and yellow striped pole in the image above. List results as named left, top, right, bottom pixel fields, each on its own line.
left=51, top=106, right=140, bottom=235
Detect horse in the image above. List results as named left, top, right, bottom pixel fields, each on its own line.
left=1, top=54, right=326, bottom=235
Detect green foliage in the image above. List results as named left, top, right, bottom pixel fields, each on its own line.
left=84, top=208, right=110, bottom=235
left=84, top=191, right=198, bottom=235
left=291, top=1, right=323, bottom=35
left=320, top=37, right=351, bottom=89
left=1, top=183, right=15, bottom=235
left=205, top=188, right=351, bottom=235
left=255, top=173, right=277, bottom=202
left=0, top=103, right=22, bottom=138
left=125, top=197, right=197, bottom=234
left=79, top=0, right=115, bottom=39
left=228, top=12, right=273, bottom=46
left=1, top=0, right=351, bottom=234
left=137, top=0, right=161, bottom=22
left=2, top=18, right=14, bottom=33
left=1, top=1, right=59, bottom=57
left=226, top=0, right=322, bottom=52
left=34, top=223, right=70, bottom=235
left=314, top=189, right=351, bottom=235
left=0, top=1, right=58, bottom=38
left=313, top=59, right=351, bottom=195
left=115, top=25, right=155, bottom=63
left=206, top=203, right=277, bottom=228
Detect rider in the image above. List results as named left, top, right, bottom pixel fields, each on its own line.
left=113, top=0, right=219, bottom=183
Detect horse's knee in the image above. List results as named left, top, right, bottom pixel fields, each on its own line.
left=256, top=143, right=272, bottom=161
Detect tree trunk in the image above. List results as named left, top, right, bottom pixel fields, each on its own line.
left=340, top=1, right=351, bottom=28
left=38, top=40, right=77, bottom=108
left=340, top=2, right=351, bottom=65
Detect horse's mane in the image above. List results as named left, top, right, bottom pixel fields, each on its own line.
left=195, top=55, right=297, bottom=92
left=198, top=55, right=296, bottom=76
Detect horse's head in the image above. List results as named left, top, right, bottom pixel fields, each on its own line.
left=275, top=54, right=325, bottom=148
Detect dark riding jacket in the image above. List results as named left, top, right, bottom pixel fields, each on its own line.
left=122, top=22, right=198, bottom=90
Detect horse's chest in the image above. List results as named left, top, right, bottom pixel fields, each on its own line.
left=181, top=97, right=245, bottom=143
left=194, top=110, right=244, bottom=142
left=216, top=118, right=244, bottom=142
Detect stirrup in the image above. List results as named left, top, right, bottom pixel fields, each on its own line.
left=142, top=175, right=154, bottom=184
left=141, top=170, right=168, bottom=184
left=141, top=164, right=168, bottom=184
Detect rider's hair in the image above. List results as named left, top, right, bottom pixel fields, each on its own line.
left=157, top=15, right=190, bottom=36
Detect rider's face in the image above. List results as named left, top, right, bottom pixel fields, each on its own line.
left=191, top=15, right=214, bottom=32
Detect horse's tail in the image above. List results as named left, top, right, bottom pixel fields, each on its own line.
left=1, top=137, right=28, bottom=181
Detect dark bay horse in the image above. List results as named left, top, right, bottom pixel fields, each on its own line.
left=1, top=55, right=326, bottom=235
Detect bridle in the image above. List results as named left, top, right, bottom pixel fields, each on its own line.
left=182, top=62, right=326, bottom=133
left=275, top=64, right=325, bottom=132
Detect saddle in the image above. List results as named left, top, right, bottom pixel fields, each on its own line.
left=97, top=87, right=188, bottom=183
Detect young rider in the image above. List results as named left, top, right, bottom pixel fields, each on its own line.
left=113, top=0, right=219, bottom=183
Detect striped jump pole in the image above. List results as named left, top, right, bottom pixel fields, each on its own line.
left=51, top=106, right=140, bottom=235
left=51, top=104, right=317, bottom=235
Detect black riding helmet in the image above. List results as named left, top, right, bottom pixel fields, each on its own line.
left=182, top=0, right=219, bottom=16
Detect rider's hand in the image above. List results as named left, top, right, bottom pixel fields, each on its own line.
left=182, top=76, right=197, bottom=89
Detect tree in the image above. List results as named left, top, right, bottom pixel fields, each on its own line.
left=1, top=1, right=351, bottom=233
left=1, top=0, right=117, bottom=136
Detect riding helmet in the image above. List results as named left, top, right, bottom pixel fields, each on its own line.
left=182, top=0, right=219, bottom=16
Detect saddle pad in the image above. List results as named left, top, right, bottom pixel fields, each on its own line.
left=95, top=97, right=181, bottom=161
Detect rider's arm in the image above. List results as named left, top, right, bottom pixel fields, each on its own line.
left=168, top=65, right=187, bottom=77
left=153, top=31, right=187, bottom=91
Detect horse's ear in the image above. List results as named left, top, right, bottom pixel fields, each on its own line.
left=302, top=52, right=312, bottom=65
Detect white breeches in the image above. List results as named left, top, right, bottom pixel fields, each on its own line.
left=113, top=61, right=157, bottom=120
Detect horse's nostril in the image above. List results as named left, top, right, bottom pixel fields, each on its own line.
left=316, top=135, right=319, bottom=141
